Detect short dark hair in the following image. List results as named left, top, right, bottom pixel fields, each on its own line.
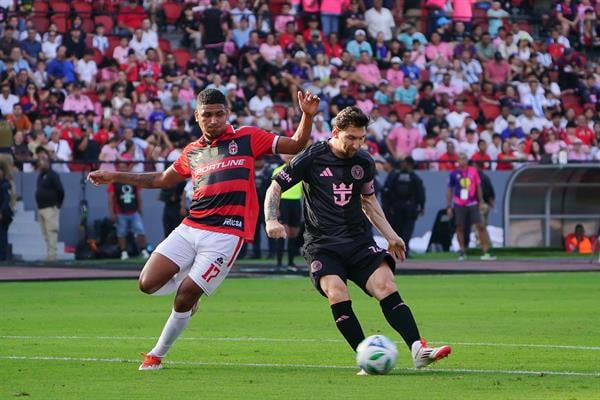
left=334, top=106, right=369, bottom=130
left=196, top=88, right=227, bottom=107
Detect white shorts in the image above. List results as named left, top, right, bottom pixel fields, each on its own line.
left=154, top=224, right=244, bottom=296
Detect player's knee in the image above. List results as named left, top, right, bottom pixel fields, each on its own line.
left=373, top=279, right=397, bottom=299
left=138, top=277, right=156, bottom=294
left=323, top=282, right=350, bottom=303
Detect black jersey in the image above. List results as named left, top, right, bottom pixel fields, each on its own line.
left=273, top=141, right=376, bottom=247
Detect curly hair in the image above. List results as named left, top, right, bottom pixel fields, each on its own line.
left=334, top=106, right=369, bottom=130
left=196, top=88, right=228, bottom=107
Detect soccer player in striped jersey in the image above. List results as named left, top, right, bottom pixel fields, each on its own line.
left=88, top=88, right=320, bottom=370
left=265, top=106, right=451, bottom=374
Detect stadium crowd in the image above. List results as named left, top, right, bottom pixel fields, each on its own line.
left=0, top=0, right=599, bottom=177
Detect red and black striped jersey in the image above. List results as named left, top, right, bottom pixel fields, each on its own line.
left=173, top=124, right=279, bottom=241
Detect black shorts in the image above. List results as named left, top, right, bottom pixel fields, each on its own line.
left=454, top=204, right=482, bottom=226
left=280, top=199, right=302, bottom=228
left=304, top=237, right=396, bottom=298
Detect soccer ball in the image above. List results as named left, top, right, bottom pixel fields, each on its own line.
left=356, top=335, right=398, bottom=375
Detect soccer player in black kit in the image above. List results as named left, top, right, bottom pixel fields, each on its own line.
left=264, top=106, right=451, bottom=374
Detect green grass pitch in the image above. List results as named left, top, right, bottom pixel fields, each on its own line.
left=1, top=272, right=599, bottom=399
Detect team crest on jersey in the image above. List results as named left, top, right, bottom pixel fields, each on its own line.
left=332, top=183, right=353, bottom=206
left=310, top=260, right=323, bottom=273
left=351, top=165, right=364, bottom=180
left=228, top=140, right=238, bottom=155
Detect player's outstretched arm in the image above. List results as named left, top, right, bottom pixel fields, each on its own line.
left=264, top=181, right=287, bottom=239
left=87, top=165, right=186, bottom=189
left=361, top=194, right=406, bottom=262
left=276, top=90, right=320, bottom=155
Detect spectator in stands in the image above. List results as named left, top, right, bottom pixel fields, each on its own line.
left=386, top=113, right=420, bottom=160
left=364, top=0, right=395, bottom=41
left=568, top=138, right=591, bottom=161
left=20, top=27, right=41, bottom=67
left=346, top=29, right=373, bottom=60
left=35, top=147, right=64, bottom=262
left=400, top=50, right=420, bottom=81
left=200, top=0, right=228, bottom=64
left=471, top=139, right=492, bottom=169
left=46, top=46, right=76, bottom=85
left=117, top=0, right=147, bottom=35
left=565, top=224, right=593, bottom=254
left=394, top=76, right=418, bottom=105
left=0, top=26, right=18, bottom=60
left=248, top=86, right=274, bottom=118
left=501, top=116, right=524, bottom=140
left=330, top=83, right=356, bottom=116
left=0, top=83, right=18, bottom=116
left=64, top=28, right=86, bottom=60
left=438, top=141, right=459, bottom=171
left=7, top=103, right=31, bottom=134
left=487, top=2, right=510, bottom=37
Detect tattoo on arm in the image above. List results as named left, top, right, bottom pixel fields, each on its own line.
left=115, top=172, right=162, bottom=188
left=265, top=182, right=282, bottom=221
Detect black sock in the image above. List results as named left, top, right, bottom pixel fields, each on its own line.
left=331, top=300, right=365, bottom=351
left=380, top=292, right=421, bottom=349
left=287, top=237, right=296, bottom=265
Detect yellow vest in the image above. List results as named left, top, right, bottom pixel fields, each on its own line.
left=273, top=164, right=302, bottom=200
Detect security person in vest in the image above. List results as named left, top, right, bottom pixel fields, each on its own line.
left=381, top=156, right=425, bottom=256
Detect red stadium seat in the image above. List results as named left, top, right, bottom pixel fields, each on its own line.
left=163, top=2, right=184, bottom=25
left=273, top=104, right=286, bottom=120
left=172, top=48, right=192, bottom=70
left=464, top=104, right=480, bottom=119
left=393, top=103, right=413, bottom=119
left=33, top=2, right=49, bottom=15
left=72, top=1, right=93, bottom=18
left=32, top=16, right=50, bottom=33
left=50, top=2, right=70, bottom=15
left=159, top=38, right=172, bottom=53
left=94, top=15, right=114, bottom=34
left=480, top=104, right=500, bottom=120
left=51, top=15, right=69, bottom=33
left=81, top=18, right=95, bottom=34
left=93, top=48, right=104, bottom=65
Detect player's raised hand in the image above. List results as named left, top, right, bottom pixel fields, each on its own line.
left=87, top=170, right=114, bottom=186
left=297, top=90, right=320, bottom=117
left=388, top=237, right=406, bottom=263
left=266, top=219, right=287, bottom=239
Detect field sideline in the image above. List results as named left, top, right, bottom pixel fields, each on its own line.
left=1, top=273, right=599, bottom=399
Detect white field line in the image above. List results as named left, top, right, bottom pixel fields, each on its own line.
left=1, top=355, right=599, bottom=377
left=1, top=335, right=600, bottom=351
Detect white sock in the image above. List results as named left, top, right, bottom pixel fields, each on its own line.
left=148, top=308, right=192, bottom=358
left=150, top=278, right=179, bottom=296
left=411, top=340, right=422, bottom=357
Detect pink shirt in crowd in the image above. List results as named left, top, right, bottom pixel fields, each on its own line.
left=356, top=63, right=381, bottom=85
left=320, top=0, right=347, bottom=14
left=388, top=126, right=421, bottom=156
left=386, top=69, right=404, bottom=87
left=452, top=0, right=475, bottom=21
left=425, top=43, right=453, bottom=61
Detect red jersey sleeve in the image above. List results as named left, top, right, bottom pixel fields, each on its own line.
left=172, top=145, right=192, bottom=177
left=248, top=127, right=280, bottom=157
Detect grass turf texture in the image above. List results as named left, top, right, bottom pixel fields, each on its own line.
left=1, top=273, right=599, bottom=399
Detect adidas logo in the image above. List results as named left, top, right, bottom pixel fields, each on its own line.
left=320, top=168, right=333, bottom=177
